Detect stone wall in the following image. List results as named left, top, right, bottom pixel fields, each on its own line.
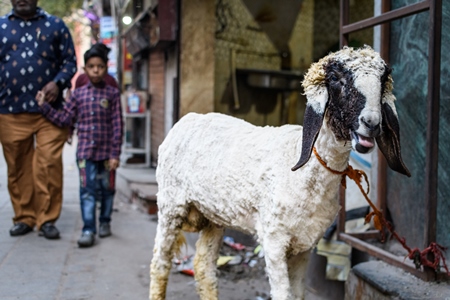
left=179, top=0, right=216, bottom=116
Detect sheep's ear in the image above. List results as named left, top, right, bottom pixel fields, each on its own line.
left=376, top=102, right=411, bottom=177
left=291, top=88, right=328, bottom=171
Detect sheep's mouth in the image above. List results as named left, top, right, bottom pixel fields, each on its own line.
left=351, top=131, right=375, bottom=154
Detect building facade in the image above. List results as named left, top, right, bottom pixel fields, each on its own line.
left=96, top=0, right=449, bottom=297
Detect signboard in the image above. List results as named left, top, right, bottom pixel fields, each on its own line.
left=100, top=16, right=118, bottom=79
left=123, top=90, right=148, bottom=113
left=100, top=16, right=117, bottom=36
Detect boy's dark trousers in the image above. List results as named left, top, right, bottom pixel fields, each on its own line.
left=77, top=159, right=116, bottom=233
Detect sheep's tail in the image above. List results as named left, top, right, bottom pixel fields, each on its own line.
left=173, top=231, right=187, bottom=258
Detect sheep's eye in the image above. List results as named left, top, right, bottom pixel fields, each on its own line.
left=330, top=75, right=338, bottom=82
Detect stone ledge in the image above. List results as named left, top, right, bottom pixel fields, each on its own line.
left=345, top=260, right=450, bottom=299
left=130, top=183, right=158, bottom=214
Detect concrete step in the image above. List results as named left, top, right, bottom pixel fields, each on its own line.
left=116, top=166, right=158, bottom=214
left=130, top=182, right=158, bottom=214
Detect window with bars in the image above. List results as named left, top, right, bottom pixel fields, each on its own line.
left=338, top=0, right=447, bottom=282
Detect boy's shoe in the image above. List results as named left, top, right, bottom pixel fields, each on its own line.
left=99, top=223, right=111, bottom=238
left=77, top=231, right=95, bottom=247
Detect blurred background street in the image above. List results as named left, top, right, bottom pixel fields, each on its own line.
left=0, top=0, right=449, bottom=298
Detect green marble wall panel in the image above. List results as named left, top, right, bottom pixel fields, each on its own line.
left=389, top=0, right=450, bottom=261
left=388, top=9, right=429, bottom=251
left=437, top=1, right=450, bottom=261
left=391, top=0, right=423, bottom=10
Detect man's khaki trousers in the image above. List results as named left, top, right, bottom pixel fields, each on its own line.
left=0, top=113, right=68, bottom=230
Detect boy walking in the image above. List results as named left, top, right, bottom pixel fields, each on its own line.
left=37, top=44, right=123, bottom=247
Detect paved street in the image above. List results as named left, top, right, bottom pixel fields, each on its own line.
left=0, top=140, right=156, bottom=299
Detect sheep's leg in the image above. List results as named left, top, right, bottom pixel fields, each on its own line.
left=149, top=213, right=184, bottom=300
left=193, top=224, right=224, bottom=300
left=263, top=239, right=292, bottom=300
left=287, top=250, right=311, bottom=300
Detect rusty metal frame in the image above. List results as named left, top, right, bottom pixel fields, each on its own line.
left=338, top=0, right=443, bottom=281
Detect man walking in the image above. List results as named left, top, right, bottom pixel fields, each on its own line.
left=0, top=0, right=77, bottom=239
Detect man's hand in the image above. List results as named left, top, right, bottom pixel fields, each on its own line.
left=109, top=158, right=120, bottom=170
left=35, top=91, right=46, bottom=106
left=41, top=81, right=60, bottom=103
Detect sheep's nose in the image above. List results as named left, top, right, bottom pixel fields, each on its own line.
left=361, top=115, right=381, bottom=135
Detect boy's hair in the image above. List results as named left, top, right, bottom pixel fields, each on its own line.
left=84, top=43, right=110, bottom=64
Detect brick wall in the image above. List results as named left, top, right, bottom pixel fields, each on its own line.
left=149, top=50, right=165, bottom=166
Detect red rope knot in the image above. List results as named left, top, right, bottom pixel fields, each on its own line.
left=341, top=164, right=370, bottom=195
left=408, top=243, right=450, bottom=274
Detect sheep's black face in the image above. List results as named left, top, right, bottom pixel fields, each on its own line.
left=324, top=60, right=382, bottom=154
left=294, top=46, right=410, bottom=175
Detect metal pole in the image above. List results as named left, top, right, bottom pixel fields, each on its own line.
left=423, top=0, right=442, bottom=280
left=340, top=0, right=349, bottom=48
left=117, top=3, right=123, bottom=92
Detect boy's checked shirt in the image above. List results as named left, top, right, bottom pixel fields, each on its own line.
left=40, top=82, right=123, bottom=161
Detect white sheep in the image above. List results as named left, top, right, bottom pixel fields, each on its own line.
left=149, top=46, right=410, bottom=300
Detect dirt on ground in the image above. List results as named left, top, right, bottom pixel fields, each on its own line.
left=168, top=230, right=272, bottom=300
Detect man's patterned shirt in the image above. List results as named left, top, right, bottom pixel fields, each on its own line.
left=0, top=7, right=77, bottom=113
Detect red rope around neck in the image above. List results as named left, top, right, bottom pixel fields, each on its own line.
left=313, top=147, right=449, bottom=275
